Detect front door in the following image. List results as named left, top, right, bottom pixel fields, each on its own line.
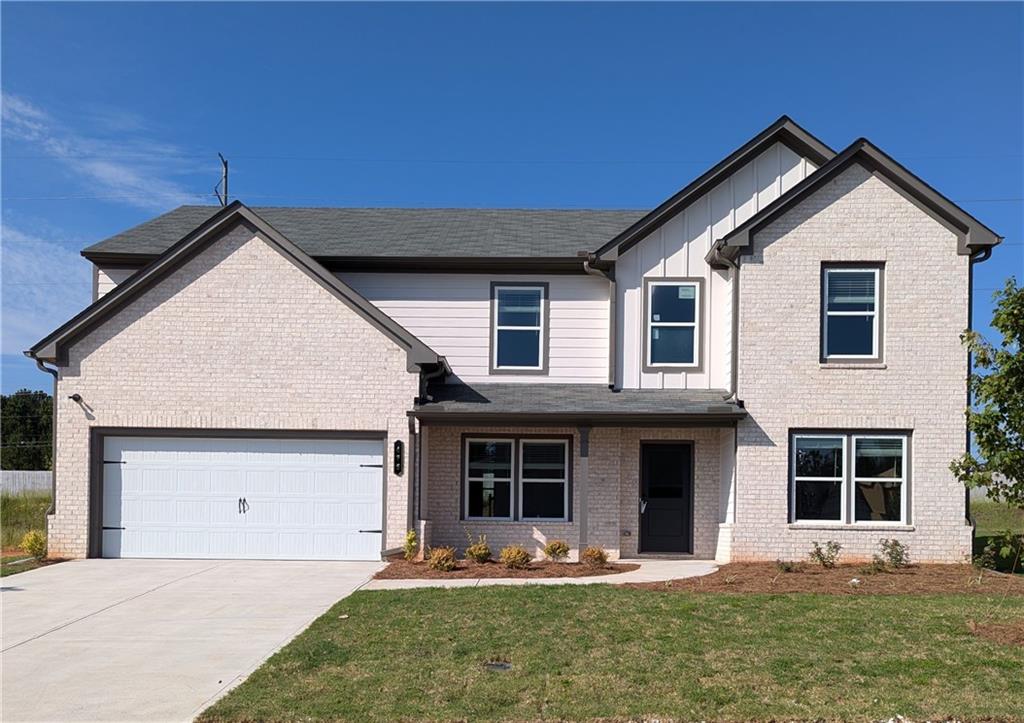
left=639, top=442, right=693, bottom=553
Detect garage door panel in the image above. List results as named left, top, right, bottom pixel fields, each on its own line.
left=102, top=435, right=384, bottom=560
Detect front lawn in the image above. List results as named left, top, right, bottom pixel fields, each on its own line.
left=200, top=584, right=1024, bottom=722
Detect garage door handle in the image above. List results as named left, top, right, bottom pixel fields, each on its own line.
left=360, top=463, right=383, bottom=468
left=359, top=529, right=382, bottom=534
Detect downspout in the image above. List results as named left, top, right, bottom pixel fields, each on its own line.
left=29, top=356, right=59, bottom=516
left=965, top=246, right=993, bottom=524
left=713, top=244, right=741, bottom=404
left=583, top=255, right=617, bottom=389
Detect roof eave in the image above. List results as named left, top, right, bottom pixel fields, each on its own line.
left=408, top=410, right=747, bottom=427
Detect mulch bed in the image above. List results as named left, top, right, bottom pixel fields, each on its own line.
left=625, top=562, right=1024, bottom=596
left=375, top=557, right=640, bottom=579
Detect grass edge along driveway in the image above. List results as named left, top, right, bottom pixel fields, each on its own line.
left=200, top=584, right=1024, bottom=722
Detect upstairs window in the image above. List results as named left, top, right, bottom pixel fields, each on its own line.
left=822, top=266, right=882, bottom=361
left=492, top=284, right=546, bottom=372
left=645, top=279, right=701, bottom=369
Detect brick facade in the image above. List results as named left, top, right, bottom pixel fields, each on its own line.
left=731, top=163, right=973, bottom=563
left=48, top=224, right=419, bottom=558
left=422, top=425, right=728, bottom=560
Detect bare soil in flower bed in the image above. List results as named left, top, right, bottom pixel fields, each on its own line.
left=375, top=557, right=640, bottom=579
left=626, top=561, right=1024, bottom=595
left=968, top=618, right=1024, bottom=646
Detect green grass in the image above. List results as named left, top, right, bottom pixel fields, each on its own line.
left=0, top=554, right=46, bottom=577
left=972, top=498, right=1024, bottom=536
left=0, top=490, right=51, bottom=549
left=200, top=586, right=1024, bottom=722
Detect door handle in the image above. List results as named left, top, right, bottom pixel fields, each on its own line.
left=640, top=498, right=648, bottom=514
left=242, top=497, right=249, bottom=513
left=238, top=497, right=243, bottom=514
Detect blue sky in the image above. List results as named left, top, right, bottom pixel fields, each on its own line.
left=2, top=1, right=1021, bottom=394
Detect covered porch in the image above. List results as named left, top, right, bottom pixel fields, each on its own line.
left=409, top=384, right=746, bottom=561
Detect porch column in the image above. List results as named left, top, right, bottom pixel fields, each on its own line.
left=577, top=426, right=591, bottom=549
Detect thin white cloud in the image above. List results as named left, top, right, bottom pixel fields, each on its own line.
left=0, top=223, right=92, bottom=356
left=2, top=93, right=208, bottom=211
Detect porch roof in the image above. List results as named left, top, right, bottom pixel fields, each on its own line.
left=411, top=383, right=746, bottom=426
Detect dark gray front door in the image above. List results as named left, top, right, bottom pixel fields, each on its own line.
left=639, top=442, right=693, bottom=553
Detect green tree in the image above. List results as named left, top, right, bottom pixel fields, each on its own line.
left=0, top=390, right=53, bottom=470
left=951, top=277, right=1023, bottom=508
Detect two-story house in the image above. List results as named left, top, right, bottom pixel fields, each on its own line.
left=27, top=117, right=1001, bottom=564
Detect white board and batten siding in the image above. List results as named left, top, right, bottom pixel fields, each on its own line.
left=617, top=141, right=818, bottom=390
left=338, top=273, right=610, bottom=384
left=94, top=266, right=137, bottom=300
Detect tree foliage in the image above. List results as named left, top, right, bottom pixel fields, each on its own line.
left=951, top=276, right=1023, bottom=509
left=1, top=390, right=53, bottom=471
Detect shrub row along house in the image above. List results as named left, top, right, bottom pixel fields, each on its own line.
left=27, top=117, right=1001, bottom=563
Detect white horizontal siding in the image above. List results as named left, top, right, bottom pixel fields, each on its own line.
left=618, top=141, right=817, bottom=390
left=338, top=272, right=610, bottom=384
left=94, top=265, right=138, bottom=300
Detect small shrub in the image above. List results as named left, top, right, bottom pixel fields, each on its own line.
left=860, top=558, right=888, bottom=575
left=580, top=545, right=609, bottom=568
left=543, top=539, right=570, bottom=561
left=979, top=529, right=1024, bottom=573
left=775, top=559, right=803, bottom=573
left=20, top=530, right=46, bottom=560
left=427, top=546, right=457, bottom=572
left=877, top=538, right=911, bottom=569
left=809, top=540, right=842, bottom=569
left=403, top=529, right=418, bottom=561
left=499, top=544, right=531, bottom=570
left=464, top=533, right=492, bottom=563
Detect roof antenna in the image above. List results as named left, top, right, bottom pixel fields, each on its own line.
left=213, top=153, right=229, bottom=206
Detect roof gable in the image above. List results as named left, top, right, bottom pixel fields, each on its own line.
left=592, top=116, right=836, bottom=260
left=707, top=138, right=1003, bottom=268
left=27, top=202, right=446, bottom=373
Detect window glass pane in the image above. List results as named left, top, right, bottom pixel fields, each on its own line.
left=496, top=329, right=541, bottom=367
left=827, top=271, right=876, bottom=312
left=855, top=438, right=904, bottom=478
left=497, top=288, right=541, bottom=327
left=467, top=441, right=512, bottom=479
left=650, top=284, right=696, bottom=323
left=650, top=326, right=695, bottom=364
left=795, top=480, right=843, bottom=520
left=794, top=437, right=844, bottom=478
left=826, top=315, right=874, bottom=356
left=468, top=479, right=511, bottom=518
left=521, top=443, right=566, bottom=480
left=522, top=482, right=565, bottom=519
left=855, top=481, right=902, bottom=522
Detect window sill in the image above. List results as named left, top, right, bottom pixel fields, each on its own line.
left=819, top=362, right=887, bottom=370
left=788, top=523, right=914, bottom=532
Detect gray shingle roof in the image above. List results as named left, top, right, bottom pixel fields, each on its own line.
left=83, top=206, right=646, bottom=259
left=413, top=383, right=746, bottom=424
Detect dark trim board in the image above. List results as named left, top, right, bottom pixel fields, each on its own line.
left=413, top=412, right=745, bottom=427
left=87, top=427, right=388, bottom=559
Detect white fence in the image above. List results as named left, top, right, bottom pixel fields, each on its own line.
left=1, top=470, right=51, bottom=494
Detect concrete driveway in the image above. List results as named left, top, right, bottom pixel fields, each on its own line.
left=1, top=558, right=383, bottom=722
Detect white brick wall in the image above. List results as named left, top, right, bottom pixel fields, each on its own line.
left=731, top=163, right=973, bottom=563
left=48, top=224, right=419, bottom=558
left=423, top=425, right=726, bottom=560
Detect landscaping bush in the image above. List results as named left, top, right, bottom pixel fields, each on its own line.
left=976, top=529, right=1023, bottom=573
left=809, top=540, right=842, bottom=569
left=1, top=491, right=51, bottom=548
left=499, top=544, right=531, bottom=569
left=427, top=546, right=457, bottom=572
left=403, top=529, right=418, bottom=561
left=543, top=539, right=570, bottom=561
left=20, top=529, right=46, bottom=560
left=876, top=538, right=911, bottom=569
left=464, top=534, right=492, bottom=563
left=580, top=545, right=608, bottom=568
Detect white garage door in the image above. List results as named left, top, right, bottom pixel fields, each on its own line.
left=101, top=436, right=384, bottom=560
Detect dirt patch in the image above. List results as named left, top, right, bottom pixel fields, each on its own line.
left=625, top=562, right=1024, bottom=596
left=968, top=618, right=1024, bottom=646
left=375, top=557, right=640, bottom=579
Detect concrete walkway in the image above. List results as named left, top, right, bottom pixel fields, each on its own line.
left=362, top=559, right=717, bottom=590
left=1, top=558, right=383, bottom=722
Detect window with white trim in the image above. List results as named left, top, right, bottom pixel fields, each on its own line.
left=465, top=439, right=513, bottom=520
left=493, top=286, right=545, bottom=370
left=646, top=280, right=699, bottom=367
left=790, top=432, right=909, bottom=525
left=823, top=267, right=881, bottom=359
left=519, top=440, right=569, bottom=521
